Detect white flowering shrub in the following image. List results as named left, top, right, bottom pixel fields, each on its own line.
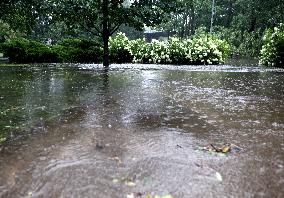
left=168, top=37, right=189, bottom=64
left=109, top=32, right=229, bottom=65
left=109, top=32, right=132, bottom=63
left=128, top=39, right=171, bottom=64
left=187, top=35, right=229, bottom=64
left=144, top=40, right=171, bottom=64
left=260, top=23, right=284, bottom=67
left=127, top=38, right=147, bottom=63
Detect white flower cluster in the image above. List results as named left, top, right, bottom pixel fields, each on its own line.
left=109, top=32, right=129, bottom=52
left=184, top=36, right=228, bottom=64
left=259, top=23, right=284, bottom=67
left=109, top=32, right=229, bottom=65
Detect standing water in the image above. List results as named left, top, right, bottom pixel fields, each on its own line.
left=0, top=63, right=284, bottom=197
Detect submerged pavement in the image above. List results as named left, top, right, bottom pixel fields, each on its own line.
left=0, top=64, right=284, bottom=197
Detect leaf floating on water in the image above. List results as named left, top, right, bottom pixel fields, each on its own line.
left=126, top=193, right=135, bottom=198
left=164, top=196, right=173, bottom=198
left=109, top=156, right=122, bottom=164
left=221, top=145, right=230, bottom=153
left=154, top=195, right=173, bottom=198
left=198, top=143, right=242, bottom=155
left=215, top=172, right=223, bottom=182
left=125, top=181, right=136, bottom=187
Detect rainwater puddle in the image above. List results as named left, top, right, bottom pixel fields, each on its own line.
left=0, top=63, right=284, bottom=197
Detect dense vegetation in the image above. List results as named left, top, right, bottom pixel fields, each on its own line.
left=1, top=38, right=102, bottom=63
left=0, top=0, right=284, bottom=66
left=110, top=33, right=229, bottom=64
left=1, top=33, right=228, bottom=65
left=158, top=0, right=284, bottom=58
left=1, top=38, right=58, bottom=63
left=259, top=23, right=284, bottom=67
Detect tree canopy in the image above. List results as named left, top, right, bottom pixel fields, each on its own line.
left=1, top=0, right=284, bottom=61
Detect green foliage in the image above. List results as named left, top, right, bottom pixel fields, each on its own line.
left=2, top=33, right=229, bottom=65
left=2, top=38, right=58, bottom=63
left=168, top=37, right=188, bottom=64
left=2, top=38, right=103, bottom=63
left=214, top=27, right=263, bottom=57
left=52, top=38, right=103, bottom=63
left=157, top=0, right=284, bottom=58
left=0, top=20, right=23, bottom=43
left=260, top=23, right=284, bottom=67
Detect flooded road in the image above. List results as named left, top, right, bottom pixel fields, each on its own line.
left=0, top=64, right=284, bottom=197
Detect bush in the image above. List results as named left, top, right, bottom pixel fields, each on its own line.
left=2, top=38, right=58, bottom=63
left=53, top=38, right=103, bottom=63
left=168, top=37, right=188, bottom=64
left=187, top=34, right=229, bottom=64
left=128, top=39, right=171, bottom=64
left=260, top=23, right=284, bottom=67
left=109, top=33, right=132, bottom=63
left=2, top=38, right=103, bottom=63
left=127, top=38, right=146, bottom=63
left=2, top=34, right=229, bottom=65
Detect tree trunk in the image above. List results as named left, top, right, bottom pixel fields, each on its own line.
left=103, top=31, right=109, bottom=67
left=102, top=0, right=110, bottom=68
left=190, top=4, right=195, bottom=35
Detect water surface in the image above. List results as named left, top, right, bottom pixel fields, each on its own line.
left=0, top=64, right=284, bottom=197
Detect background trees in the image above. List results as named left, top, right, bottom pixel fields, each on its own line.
left=1, top=0, right=284, bottom=61
left=157, top=0, right=284, bottom=57
left=48, top=0, right=177, bottom=66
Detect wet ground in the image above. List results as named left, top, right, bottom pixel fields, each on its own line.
left=0, top=64, right=284, bottom=197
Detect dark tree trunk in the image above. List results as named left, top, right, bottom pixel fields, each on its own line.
left=190, top=4, right=195, bottom=35
left=102, top=0, right=110, bottom=68
left=103, top=31, right=110, bottom=67
left=180, top=14, right=187, bottom=38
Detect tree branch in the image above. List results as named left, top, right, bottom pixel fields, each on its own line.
left=110, top=23, right=122, bottom=35
left=79, top=21, right=102, bottom=37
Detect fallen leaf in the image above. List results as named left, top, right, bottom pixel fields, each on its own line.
left=127, top=193, right=135, bottom=198
left=154, top=195, right=173, bottom=198
left=125, top=181, right=136, bottom=187
left=112, top=178, right=119, bottom=183
left=215, top=172, right=223, bottom=182
left=28, top=191, right=33, bottom=196
left=109, top=156, right=122, bottom=164
left=221, top=146, right=230, bottom=153
left=144, top=195, right=151, bottom=198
